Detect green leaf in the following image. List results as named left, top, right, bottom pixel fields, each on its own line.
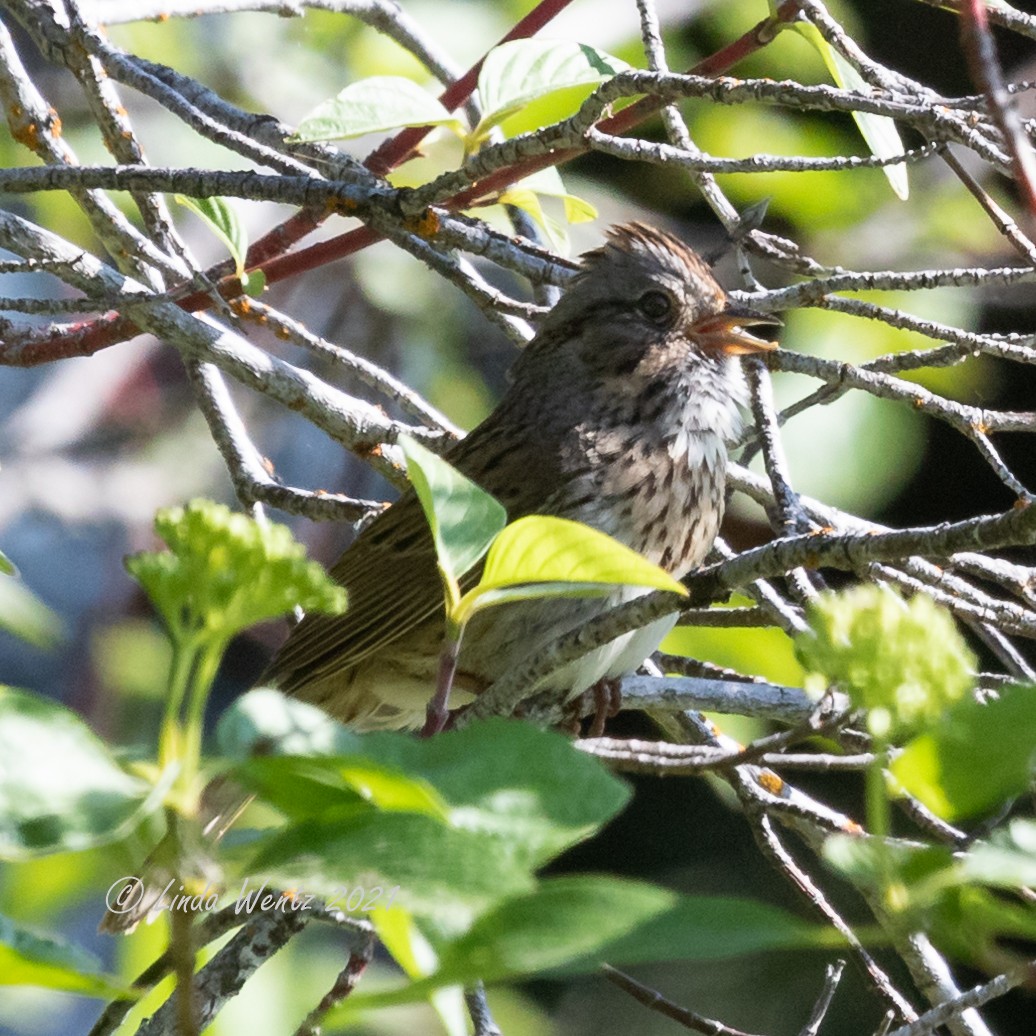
left=291, top=76, right=464, bottom=143
left=399, top=436, right=506, bottom=606
left=0, top=913, right=129, bottom=997
left=126, top=499, right=347, bottom=645
left=961, top=820, right=1036, bottom=889
left=891, top=682, right=1036, bottom=820
left=797, top=586, right=975, bottom=740
left=246, top=810, right=535, bottom=927
left=474, top=39, right=630, bottom=142
left=791, top=23, right=909, bottom=200
left=336, top=879, right=831, bottom=1015
left=0, top=573, right=63, bottom=648
left=459, top=515, right=687, bottom=622
left=499, top=166, right=597, bottom=254
left=219, top=691, right=630, bottom=867
left=372, top=907, right=468, bottom=1036
left=0, top=547, right=15, bottom=576
left=0, top=687, right=154, bottom=859
left=174, top=195, right=249, bottom=278
left=442, top=878, right=829, bottom=981
left=241, top=268, right=266, bottom=297
left=217, top=686, right=360, bottom=758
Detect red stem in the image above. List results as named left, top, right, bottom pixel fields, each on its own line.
left=959, top=0, right=1036, bottom=222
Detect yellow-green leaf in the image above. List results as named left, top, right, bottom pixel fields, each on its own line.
left=791, top=23, right=909, bottom=200
left=479, top=516, right=688, bottom=597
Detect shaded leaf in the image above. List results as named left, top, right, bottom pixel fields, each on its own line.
left=246, top=810, right=535, bottom=927
left=0, top=914, right=129, bottom=997
left=399, top=435, right=506, bottom=605
left=0, top=687, right=154, bottom=859
left=335, top=879, right=832, bottom=1015
left=219, top=692, right=630, bottom=867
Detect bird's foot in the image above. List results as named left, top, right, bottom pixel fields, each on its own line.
left=564, top=677, right=622, bottom=738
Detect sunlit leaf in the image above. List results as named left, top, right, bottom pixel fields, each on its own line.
left=470, top=515, right=688, bottom=612
left=474, top=39, right=630, bottom=142
left=791, top=23, right=909, bottom=200
left=499, top=166, right=597, bottom=253
left=797, top=586, right=975, bottom=740
left=126, top=499, right=346, bottom=644
left=291, top=76, right=463, bottom=142
left=891, top=682, right=1036, bottom=820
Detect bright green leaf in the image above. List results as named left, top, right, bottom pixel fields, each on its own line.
left=0, top=548, right=14, bottom=576
left=174, top=194, right=249, bottom=277
left=399, top=436, right=506, bottom=606
left=0, top=574, right=63, bottom=648
left=0, top=914, right=129, bottom=997
left=474, top=39, right=630, bottom=142
left=291, top=76, right=463, bottom=142
left=0, top=687, right=154, bottom=859
left=791, top=23, right=909, bottom=200
left=238, top=756, right=450, bottom=822
left=470, top=516, right=688, bottom=616
left=891, top=682, right=1036, bottom=820
left=961, top=820, right=1036, bottom=888
left=499, top=166, right=597, bottom=254
left=371, top=907, right=469, bottom=1036
left=241, top=268, right=266, bottom=297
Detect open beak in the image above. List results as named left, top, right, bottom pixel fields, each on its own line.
left=691, top=303, right=781, bottom=356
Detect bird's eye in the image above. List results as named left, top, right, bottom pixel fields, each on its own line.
left=636, top=289, right=674, bottom=324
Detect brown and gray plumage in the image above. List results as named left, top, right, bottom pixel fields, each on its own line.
left=265, top=222, right=778, bottom=730
left=100, top=223, right=778, bottom=934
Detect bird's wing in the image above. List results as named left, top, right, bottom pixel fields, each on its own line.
left=264, top=400, right=563, bottom=695
left=265, top=485, right=446, bottom=694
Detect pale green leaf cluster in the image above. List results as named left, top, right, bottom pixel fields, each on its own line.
left=126, top=499, right=347, bottom=646
left=797, top=585, right=975, bottom=740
